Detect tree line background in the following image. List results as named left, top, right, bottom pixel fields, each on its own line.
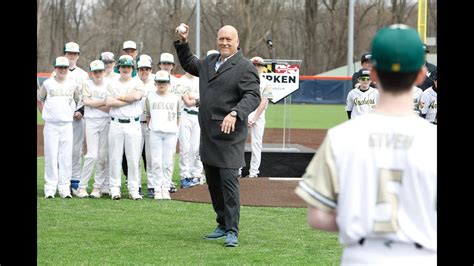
left=37, top=0, right=437, bottom=75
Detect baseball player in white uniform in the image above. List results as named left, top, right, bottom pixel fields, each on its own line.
left=419, top=70, right=437, bottom=124
left=105, top=55, right=145, bottom=200
left=134, top=54, right=157, bottom=198
left=61, top=42, right=90, bottom=193
left=295, top=24, right=437, bottom=265
left=158, top=52, right=180, bottom=193
left=244, top=56, right=273, bottom=178
left=38, top=56, right=80, bottom=198
left=99, top=51, right=119, bottom=196
left=76, top=60, right=111, bottom=198
left=346, top=68, right=379, bottom=119
left=412, top=85, right=423, bottom=116
left=145, top=70, right=183, bottom=200
left=178, top=72, right=203, bottom=188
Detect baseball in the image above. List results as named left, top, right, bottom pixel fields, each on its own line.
left=177, top=24, right=186, bottom=33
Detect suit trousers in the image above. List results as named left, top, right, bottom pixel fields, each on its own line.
left=204, top=163, right=240, bottom=235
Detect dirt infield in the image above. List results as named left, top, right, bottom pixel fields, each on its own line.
left=37, top=125, right=326, bottom=207
left=172, top=178, right=306, bottom=207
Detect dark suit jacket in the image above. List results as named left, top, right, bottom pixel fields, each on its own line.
left=174, top=41, right=261, bottom=168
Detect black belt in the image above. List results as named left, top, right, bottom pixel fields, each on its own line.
left=140, top=121, right=147, bottom=123
left=111, top=116, right=140, bottom=123
left=358, top=238, right=423, bottom=249
left=184, top=108, right=198, bottom=115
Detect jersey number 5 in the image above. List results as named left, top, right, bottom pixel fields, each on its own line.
left=373, top=168, right=403, bottom=233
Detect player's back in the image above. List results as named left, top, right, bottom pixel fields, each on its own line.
left=328, top=113, right=436, bottom=251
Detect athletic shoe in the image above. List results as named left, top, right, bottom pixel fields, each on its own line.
left=147, top=188, right=155, bottom=198
left=154, top=190, right=163, bottom=200
left=129, top=192, right=143, bottom=200
left=247, top=175, right=258, bottom=178
left=180, top=177, right=198, bottom=189
left=169, top=182, right=177, bottom=193
left=161, top=190, right=171, bottom=200
left=60, top=193, right=72, bottom=199
left=191, top=177, right=200, bottom=186
left=76, top=188, right=89, bottom=198
left=70, top=179, right=80, bottom=190
left=224, top=232, right=239, bottom=247
left=111, top=194, right=121, bottom=200
left=199, top=176, right=206, bottom=185
left=90, top=188, right=101, bottom=198
left=203, top=226, right=226, bottom=240
left=45, top=194, right=55, bottom=199
left=138, top=187, right=143, bottom=196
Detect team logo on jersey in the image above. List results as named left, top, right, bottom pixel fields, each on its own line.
left=354, top=98, right=376, bottom=106
left=428, top=101, right=437, bottom=109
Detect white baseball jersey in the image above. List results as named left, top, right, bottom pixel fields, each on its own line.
left=179, top=74, right=200, bottom=113
left=106, top=78, right=145, bottom=119
left=419, top=87, right=437, bottom=123
left=411, top=86, right=423, bottom=115
left=82, top=80, right=110, bottom=118
left=145, top=92, right=182, bottom=133
left=295, top=113, right=437, bottom=251
left=134, top=76, right=156, bottom=122
left=38, top=77, right=80, bottom=122
left=50, top=67, right=89, bottom=109
left=167, top=75, right=182, bottom=96
left=346, top=88, right=379, bottom=119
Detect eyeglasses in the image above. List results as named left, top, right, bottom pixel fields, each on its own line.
left=359, top=77, right=370, bottom=81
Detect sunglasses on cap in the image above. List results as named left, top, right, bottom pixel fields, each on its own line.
left=359, top=77, right=370, bottom=81
left=155, top=80, right=170, bottom=84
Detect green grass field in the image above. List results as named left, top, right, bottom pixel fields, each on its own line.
left=37, top=156, right=343, bottom=264
left=37, top=103, right=345, bottom=264
left=265, top=104, right=347, bottom=129
left=38, top=104, right=347, bottom=128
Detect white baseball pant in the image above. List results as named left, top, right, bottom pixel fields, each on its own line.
left=178, top=113, right=203, bottom=178
left=341, top=239, right=436, bottom=266
left=108, top=119, right=142, bottom=196
left=248, top=111, right=265, bottom=177
left=71, top=118, right=85, bottom=180
left=141, top=123, right=154, bottom=188
left=43, top=122, right=73, bottom=196
left=79, top=117, right=109, bottom=190
left=149, top=131, right=178, bottom=192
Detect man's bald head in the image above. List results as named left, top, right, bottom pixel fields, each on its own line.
left=217, top=25, right=239, bottom=58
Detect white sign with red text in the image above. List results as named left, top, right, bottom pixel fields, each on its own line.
left=261, top=63, right=300, bottom=103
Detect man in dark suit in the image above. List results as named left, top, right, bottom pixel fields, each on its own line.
left=173, top=24, right=261, bottom=247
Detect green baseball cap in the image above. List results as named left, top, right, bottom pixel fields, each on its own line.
left=371, top=24, right=425, bottom=73
left=117, top=55, right=135, bottom=67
